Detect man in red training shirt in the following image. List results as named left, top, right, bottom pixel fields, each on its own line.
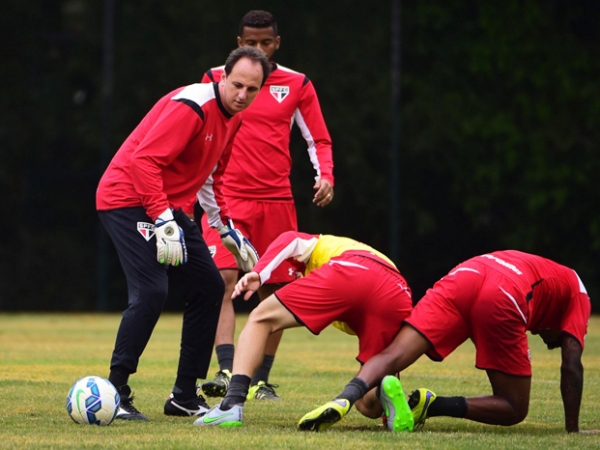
left=197, top=10, right=335, bottom=402
left=96, top=47, right=270, bottom=421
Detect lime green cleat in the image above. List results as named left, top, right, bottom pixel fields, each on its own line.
left=247, top=381, right=281, bottom=400
left=298, top=399, right=351, bottom=432
left=408, top=388, right=437, bottom=430
left=379, top=375, right=414, bottom=432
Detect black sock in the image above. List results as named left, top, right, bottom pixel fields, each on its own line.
left=251, top=354, right=275, bottom=385
left=221, top=374, right=251, bottom=409
left=108, top=367, right=129, bottom=394
left=117, top=384, right=132, bottom=399
left=216, top=344, right=235, bottom=372
left=173, top=375, right=197, bottom=401
left=428, top=396, right=468, bottom=418
left=335, top=377, right=369, bottom=406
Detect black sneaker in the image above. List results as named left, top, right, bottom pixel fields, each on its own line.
left=116, top=385, right=149, bottom=421
left=164, top=393, right=211, bottom=417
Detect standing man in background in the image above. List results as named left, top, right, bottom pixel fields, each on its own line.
left=198, top=10, right=335, bottom=402
left=96, top=47, right=270, bottom=421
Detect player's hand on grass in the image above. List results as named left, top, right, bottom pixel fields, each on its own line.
left=155, top=209, right=187, bottom=266
left=232, top=272, right=261, bottom=300
left=219, top=219, right=259, bottom=272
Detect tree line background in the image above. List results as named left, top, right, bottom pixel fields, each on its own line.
left=1, top=1, right=599, bottom=312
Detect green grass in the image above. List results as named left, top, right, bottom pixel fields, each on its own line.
left=0, top=313, right=598, bottom=449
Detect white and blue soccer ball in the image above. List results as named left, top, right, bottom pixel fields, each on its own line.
left=66, top=376, right=120, bottom=426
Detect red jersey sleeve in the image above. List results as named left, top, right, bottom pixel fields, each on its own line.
left=254, top=231, right=319, bottom=284
left=295, top=79, right=334, bottom=186
left=130, top=101, right=204, bottom=220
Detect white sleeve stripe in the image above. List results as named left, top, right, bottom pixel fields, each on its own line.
left=197, top=168, right=224, bottom=229
left=293, top=109, right=321, bottom=182
left=171, top=83, right=214, bottom=107
left=328, top=260, right=368, bottom=270
left=448, top=267, right=480, bottom=276
left=259, top=236, right=318, bottom=284
left=573, top=270, right=588, bottom=294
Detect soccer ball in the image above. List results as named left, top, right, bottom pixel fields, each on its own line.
left=66, top=376, right=120, bottom=426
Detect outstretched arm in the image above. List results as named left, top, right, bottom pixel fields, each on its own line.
left=294, top=79, right=334, bottom=209
left=560, top=334, right=584, bottom=433
left=559, top=334, right=598, bottom=433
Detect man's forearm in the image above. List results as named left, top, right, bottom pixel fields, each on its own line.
left=560, top=337, right=584, bottom=432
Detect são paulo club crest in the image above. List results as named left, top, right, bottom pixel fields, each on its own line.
left=137, top=222, right=155, bottom=241
left=270, top=86, right=290, bottom=103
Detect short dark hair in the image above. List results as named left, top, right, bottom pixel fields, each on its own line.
left=239, top=10, right=278, bottom=36
left=223, top=46, right=271, bottom=87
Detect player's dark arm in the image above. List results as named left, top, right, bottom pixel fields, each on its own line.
left=559, top=334, right=583, bottom=433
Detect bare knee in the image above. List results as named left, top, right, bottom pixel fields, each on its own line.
left=485, top=370, right=531, bottom=426
left=246, top=306, right=274, bottom=329
left=355, top=389, right=383, bottom=419
left=503, top=404, right=528, bottom=426
left=245, top=297, right=284, bottom=333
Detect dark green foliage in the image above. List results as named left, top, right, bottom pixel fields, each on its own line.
left=1, top=1, right=598, bottom=310
left=399, top=2, right=600, bottom=299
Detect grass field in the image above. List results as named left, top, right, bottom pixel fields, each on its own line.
left=0, top=313, right=598, bottom=449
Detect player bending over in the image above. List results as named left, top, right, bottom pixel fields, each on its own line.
left=298, top=250, right=598, bottom=434
left=194, top=231, right=413, bottom=430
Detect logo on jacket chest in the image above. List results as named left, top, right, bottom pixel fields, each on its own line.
left=270, top=86, right=290, bottom=103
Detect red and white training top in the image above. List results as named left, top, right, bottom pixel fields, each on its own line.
left=252, top=231, right=398, bottom=285
left=475, top=250, right=591, bottom=348
left=96, top=82, right=240, bottom=226
left=202, top=64, right=334, bottom=199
